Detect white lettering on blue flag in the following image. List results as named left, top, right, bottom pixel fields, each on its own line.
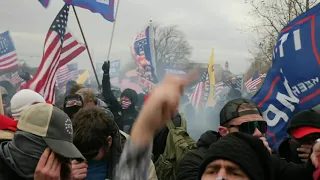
left=263, top=69, right=299, bottom=127
left=96, top=0, right=109, bottom=5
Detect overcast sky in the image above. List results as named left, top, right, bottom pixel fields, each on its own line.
left=0, top=0, right=256, bottom=74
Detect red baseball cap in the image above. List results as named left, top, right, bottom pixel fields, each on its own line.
left=290, top=126, right=320, bottom=139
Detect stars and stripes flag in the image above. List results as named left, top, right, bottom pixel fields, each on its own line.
left=10, top=72, right=24, bottom=85
left=190, top=71, right=209, bottom=109
left=58, top=31, right=85, bottom=68
left=245, top=72, right=262, bottom=92
left=214, top=82, right=225, bottom=95
left=56, top=63, right=78, bottom=84
left=0, top=31, right=18, bottom=72
left=225, top=75, right=243, bottom=91
left=0, top=72, right=24, bottom=86
left=23, top=5, right=70, bottom=103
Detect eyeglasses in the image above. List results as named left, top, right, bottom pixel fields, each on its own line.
left=227, top=121, right=267, bottom=135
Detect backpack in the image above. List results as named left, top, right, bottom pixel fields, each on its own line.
left=154, top=116, right=197, bottom=180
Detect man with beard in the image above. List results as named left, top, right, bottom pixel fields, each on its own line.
left=0, top=103, right=85, bottom=179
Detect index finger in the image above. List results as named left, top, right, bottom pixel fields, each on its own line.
left=163, top=71, right=199, bottom=92
left=36, top=148, right=51, bottom=169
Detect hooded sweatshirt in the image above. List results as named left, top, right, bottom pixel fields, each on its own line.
left=120, top=89, right=139, bottom=134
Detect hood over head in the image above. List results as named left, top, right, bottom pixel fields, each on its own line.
left=121, top=88, right=138, bottom=106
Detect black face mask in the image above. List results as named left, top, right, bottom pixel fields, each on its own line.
left=64, top=106, right=81, bottom=119
left=228, top=121, right=267, bottom=135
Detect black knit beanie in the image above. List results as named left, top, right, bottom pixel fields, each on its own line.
left=198, top=132, right=273, bottom=180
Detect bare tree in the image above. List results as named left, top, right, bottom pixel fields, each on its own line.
left=151, top=23, right=193, bottom=65
left=246, top=0, right=319, bottom=73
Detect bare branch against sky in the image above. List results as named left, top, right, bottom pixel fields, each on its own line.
left=0, top=0, right=254, bottom=74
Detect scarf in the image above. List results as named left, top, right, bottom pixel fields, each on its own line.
left=121, top=99, right=132, bottom=110
left=0, top=131, right=47, bottom=179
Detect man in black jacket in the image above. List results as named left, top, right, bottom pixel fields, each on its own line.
left=278, top=110, right=320, bottom=164
left=177, top=98, right=316, bottom=180
left=102, top=61, right=139, bottom=133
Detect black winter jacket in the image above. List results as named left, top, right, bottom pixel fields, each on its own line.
left=277, top=138, right=304, bottom=164
left=177, top=130, right=220, bottom=180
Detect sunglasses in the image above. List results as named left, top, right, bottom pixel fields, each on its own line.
left=227, top=121, right=267, bottom=135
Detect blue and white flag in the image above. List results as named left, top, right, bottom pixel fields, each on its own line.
left=252, top=4, right=320, bottom=149
left=38, top=0, right=115, bottom=22
left=64, top=0, right=115, bottom=22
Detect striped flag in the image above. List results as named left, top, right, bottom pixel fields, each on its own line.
left=245, top=72, right=262, bottom=92
left=214, top=82, right=225, bottom=95
left=23, top=5, right=70, bottom=103
left=10, top=72, right=24, bottom=85
left=56, top=63, right=78, bottom=84
left=0, top=72, right=24, bottom=86
left=190, top=71, right=209, bottom=109
left=0, top=31, right=18, bottom=72
left=225, top=75, right=243, bottom=91
left=260, top=73, right=267, bottom=78
left=58, top=31, right=85, bottom=68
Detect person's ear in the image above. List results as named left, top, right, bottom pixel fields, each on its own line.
left=107, top=136, right=112, bottom=147
left=218, top=126, right=229, bottom=137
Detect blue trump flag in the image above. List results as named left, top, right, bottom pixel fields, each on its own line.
left=38, top=0, right=50, bottom=8
left=64, top=0, right=115, bottom=22
left=38, top=0, right=115, bottom=22
left=252, top=4, right=320, bottom=149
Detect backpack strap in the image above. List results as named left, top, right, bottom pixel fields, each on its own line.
left=166, top=120, right=176, bottom=130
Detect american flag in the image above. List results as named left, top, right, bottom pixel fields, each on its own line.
left=245, top=72, right=262, bottom=92
left=214, top=82, right=225, bottom=95
left=56, top=63, right=78, bottom=84
left=58, top=31, right=85, bottom=68
left=190, top=71, right=209, bottom=109
left=0, top=72, right=24, bottom=85
left=10, top=72, right=24, bottom=85
left=260, top=73, right=267, bottom=78
left=0, top=31, right=18, bottom=71
left=23, top=5, right=70, bottom=103
left=225, top=75, right=243, bottom=91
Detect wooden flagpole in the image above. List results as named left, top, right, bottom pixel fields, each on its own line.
left=72, top=6, right=101, bottom=89
left=0, top=94, right=4, bottom=115
left=106, top=0, right=121, bottom=61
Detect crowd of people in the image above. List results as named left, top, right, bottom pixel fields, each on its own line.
left=0, top=61, right=319, bottom=180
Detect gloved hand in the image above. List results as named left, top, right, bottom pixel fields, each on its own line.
left=102, top=61, right=110, bottom=73
left=18, top=71, right=31, bottom=81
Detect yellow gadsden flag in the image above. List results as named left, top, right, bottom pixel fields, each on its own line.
left=207, top=47, right=215, bottom=106
left=76, top=70, right=89, bottom=84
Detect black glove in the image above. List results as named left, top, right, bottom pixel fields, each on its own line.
left=102, top=61, right=110, bottom=73
left=18, top=71, right=31, bottom=81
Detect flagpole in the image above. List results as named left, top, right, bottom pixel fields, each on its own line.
left=72, top=6, right=101, bottom=89
left=106, top=0, right=121, bottom=61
